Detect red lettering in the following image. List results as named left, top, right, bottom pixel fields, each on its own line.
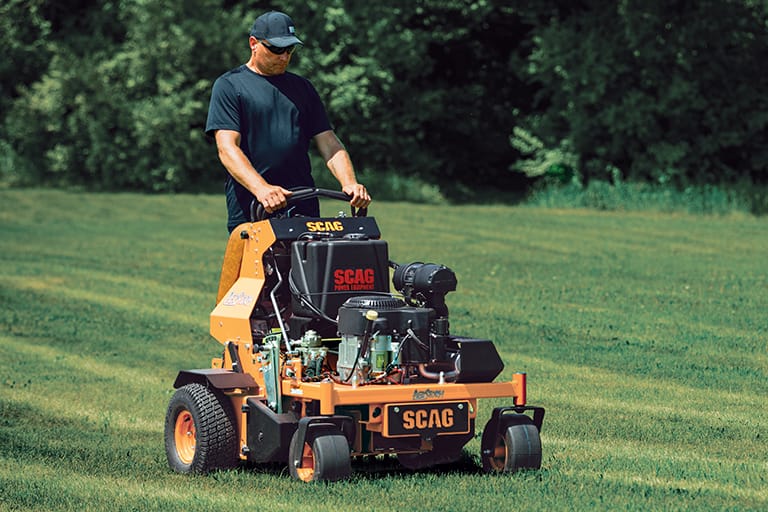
left=334, top=268, right=377, bottom=286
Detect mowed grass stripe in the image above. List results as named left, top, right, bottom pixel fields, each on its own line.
left=0, top=336, right=169, bottom=433
left=1, top=271, right=208, bottom=329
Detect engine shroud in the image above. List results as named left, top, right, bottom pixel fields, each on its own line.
left=290, top=238, right=390, bottom=319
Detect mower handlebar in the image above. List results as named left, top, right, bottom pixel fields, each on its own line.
left=250, top=187, right=367, bottom=221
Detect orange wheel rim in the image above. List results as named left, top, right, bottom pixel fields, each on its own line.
left=295, top=442, right=315, bottom=482
left=174, top=409, right=196, bottom=465
left=488, top=435, right=507, bottom=471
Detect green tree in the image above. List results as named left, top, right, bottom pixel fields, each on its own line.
left=0, top=0, right=53, bottom=181
left=519, top=0, right=768, bottom=187
left=289, top=0, right=536, bottom=195
left=0, top=0, right=52, bottom=115
left=3, top=0, right=768, bottom=195
left=4, top=0, right=244, bottom=190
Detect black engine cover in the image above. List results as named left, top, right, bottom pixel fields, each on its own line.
left=290, top=239, right=390, bottom=319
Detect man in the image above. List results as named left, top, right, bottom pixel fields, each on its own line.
left=205, top=11, right=371, bottom=232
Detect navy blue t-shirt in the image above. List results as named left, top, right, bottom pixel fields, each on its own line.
left=205, top=65, right=332, bottom=230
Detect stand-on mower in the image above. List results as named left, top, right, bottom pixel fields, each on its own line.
left=164, top=188, right=544, bottom=481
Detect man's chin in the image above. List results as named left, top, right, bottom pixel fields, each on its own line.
left=266, top=64, right=288, bottom=76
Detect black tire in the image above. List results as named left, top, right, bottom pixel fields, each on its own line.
left=288, top=430, right=351, bottom=482
left=481, top=414, right=542, bottom=473
left=164, top=383, right=239, bottom=474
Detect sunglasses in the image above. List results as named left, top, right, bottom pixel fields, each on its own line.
left=261, top=41, right=298, bottom=55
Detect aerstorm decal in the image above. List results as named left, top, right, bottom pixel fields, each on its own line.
left=222, top=291, right=255, bottom=307
left=334, top=268, right=376, bottom=291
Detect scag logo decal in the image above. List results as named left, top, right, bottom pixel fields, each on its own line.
left=334, top=268, right=375, bottom=291
left=386, top=402, right=470, bottom=437
left=306, top=221, right=344, bottom=232
left=402, top=408, right=455, bottom=430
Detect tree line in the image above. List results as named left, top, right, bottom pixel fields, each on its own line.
left=2, top=0, right=767, bottom=198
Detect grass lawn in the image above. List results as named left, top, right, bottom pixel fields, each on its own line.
left=1, top=189, right=766, bottom=511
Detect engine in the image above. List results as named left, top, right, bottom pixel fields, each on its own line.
left=336, top=295, right=431, bottom=381
left=287, top=236, right=504, bottom=385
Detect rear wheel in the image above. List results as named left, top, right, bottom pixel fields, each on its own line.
left=288, top=430, right=351, bottom=482
left=481, top=414, right=542, bottom=473
left=164, top=383, right=239, bottom=474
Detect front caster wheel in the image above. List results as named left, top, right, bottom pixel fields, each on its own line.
left=481, top=414, right=542, bottom=473
left=288, top=430, right=351, bottom=482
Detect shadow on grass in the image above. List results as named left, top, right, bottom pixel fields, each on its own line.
left=238, top=450, right=486, bottom=481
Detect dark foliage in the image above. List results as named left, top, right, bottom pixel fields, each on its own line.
left=1, top=0, right=766, bottom=196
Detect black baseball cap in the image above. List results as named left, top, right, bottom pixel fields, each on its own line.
left=249, top=11, right=304, bottom=47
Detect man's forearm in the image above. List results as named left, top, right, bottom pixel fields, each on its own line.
left=215, top=137, right=291, bottom=213
left=217, top=144, right=270, bottom=194
left=326, top=148, right=358, bottom=188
